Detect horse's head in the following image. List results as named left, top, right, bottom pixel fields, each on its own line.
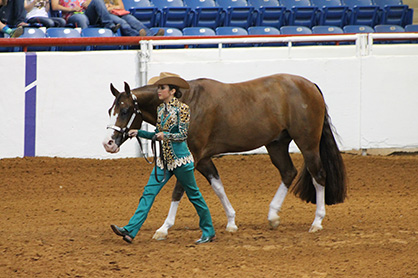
left=103, top=82, right=143, bottom=153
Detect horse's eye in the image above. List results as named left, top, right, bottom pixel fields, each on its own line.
left=121, top=108, right=129, bottom=115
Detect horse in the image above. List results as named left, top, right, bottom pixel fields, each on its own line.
left=103, top=73, right=347, bottom=240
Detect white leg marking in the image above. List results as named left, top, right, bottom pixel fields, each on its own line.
left=210, top=176, right=238, bottom=232
left=268, top=182, right=288, bottom=229
left=152, top=201, right=180, bottom=240
left=310, top=178, right=326, bottom=233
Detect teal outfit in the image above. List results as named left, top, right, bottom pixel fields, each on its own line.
left=123, top=97, right=215, bottom=239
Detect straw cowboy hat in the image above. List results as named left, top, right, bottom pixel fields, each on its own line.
left=148, top=72, right=190, bottom=89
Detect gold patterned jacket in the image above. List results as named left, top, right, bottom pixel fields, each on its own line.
left=137, top=97, right=194, bottom=171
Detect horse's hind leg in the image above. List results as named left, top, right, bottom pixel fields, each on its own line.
left=265, top=133, right=298, bottom=229
left=152, top=182, right=185, bottom=240
left=301, top=149, right=327, bottom=233
left=196, top=158, right=238, bottom=233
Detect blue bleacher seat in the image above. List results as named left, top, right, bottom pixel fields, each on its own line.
left=81, top=28, right=120, bottom=51
left=374, top=24, right=404, bottom=33
left=280, top=0, right=319, bottom=28
left=343, top=24, right=374, bottom=33
left=249, top=0, right=286, bottom=29
left=374, top=24, right=406, bottom=44
left=125, top=0, right=160, bottom=28
left=280, top=25, right=313, bottom=45
left=312, top=25, right=343, bottom=34
left=280, top=25, right=312, bottom=34
left=311, top=0, right=349, bottom=27
left=248, top=26, right=280, bottom=34
left=152, top=0, right=193, bottom=29
left=216, top=0, right=255, bottom=29
left=13, top=28, right=48, bottom=52
left=150, top=27, right=184, bottom=48
left=46, top=28, right=84, bottom=51
left=342, top=0, right=379, bottom=27
left=216, top=26, right=250, bottom=47
left=312, top=25, right=343, bottom=44
left=248, top=26, right=281, bottom=46
left=184, top=0, right=225, bottom=29
left=183, top=26, right=216, bottom=35
left=405, top=24, right=418, bottom=32
left=183, top=27, right=217, bottom=47
left=373, top=0, right=410, bottom=27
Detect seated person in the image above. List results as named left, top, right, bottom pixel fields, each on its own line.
left=0, top=20, right=23, bottom=37
left=104, top=0, right=163, bottom=36
left=1, top=0, right=29, bottom=27
left=25, top=0, right=66, bottom=27
left=50, top=0, right=120, bottom=32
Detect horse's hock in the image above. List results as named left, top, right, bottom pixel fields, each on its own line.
left=1, top=153, right=417, bottom=277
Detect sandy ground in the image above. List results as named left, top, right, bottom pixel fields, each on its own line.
left=0, top=153, right=417, bottom=278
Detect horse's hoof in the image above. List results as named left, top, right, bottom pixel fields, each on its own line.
left=225, top=224, right=238, bottom=233
left=268, top=215, right=280, bottom=229
left=309, top=225, right=323, bottom=233
left=152, top=231, right=168, bottom=240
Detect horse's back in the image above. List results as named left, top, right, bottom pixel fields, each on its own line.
left=185, top=74, right=326, bottom=157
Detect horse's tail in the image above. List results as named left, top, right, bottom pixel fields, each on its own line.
left=292, top=103, right=347, bottom=205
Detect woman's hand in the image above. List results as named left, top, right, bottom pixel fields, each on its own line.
left=128, top=130, right=138, bottom=138
left=155, top=132, right=164, bottom=141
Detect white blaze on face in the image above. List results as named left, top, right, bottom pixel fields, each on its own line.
left=102, top=106, right=120, bottom=153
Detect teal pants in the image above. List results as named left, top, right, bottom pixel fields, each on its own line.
left=123, top=162, right=215, bottom=239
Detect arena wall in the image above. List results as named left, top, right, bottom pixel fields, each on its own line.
left=1, top=43, right=417, bottom=159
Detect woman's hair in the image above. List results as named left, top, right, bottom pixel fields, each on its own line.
left=169, top=85, right=182, bottom=98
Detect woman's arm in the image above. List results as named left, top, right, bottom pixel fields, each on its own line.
left=163, top=105, right=189, bottom=142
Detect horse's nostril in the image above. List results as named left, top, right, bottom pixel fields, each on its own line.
left=108, top=140, right=113, bottom=145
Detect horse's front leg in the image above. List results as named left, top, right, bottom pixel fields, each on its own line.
left=309, top=178, right=326, bottom=233
left=197, top=158, right=238, bottom=233
left=152, top=181, right=184, bottom=240
left=268, top=182, right=289, bottom=229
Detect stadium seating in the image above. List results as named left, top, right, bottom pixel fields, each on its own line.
left=374, top=24, right=405, bottom=33
left=216, top=0, right=255, bottom=29
left=280, top=0, right=318, bottom=28
left=150, top=27, right=184, bottom=48
left=342, top=0, right=379, bottom=27
left=312, top=0, right=349, bottom=28
left=152, top=0, right=193, bottom=29
left=373, top=0, right=411, bottom=27
left=248, top=26, right=281, bottom=46
left=183, top=27, right=217, bottom=47
left=405, top=24, right=418, bottom=32
left=184, top=0, right=225, bottom=29
left=125, top=0, right=160, bottom=28
left=46, top=28, right=84, bottom=51
left=216, top=26, right=250, bottom=47
left=249, top=0, right=286, bottom=29
left=343, top=24, right=374, bottom=33
left=81, top=28, right=120, bottom=51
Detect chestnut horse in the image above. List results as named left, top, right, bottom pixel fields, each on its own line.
left=103, top=74, right=347, bottom=240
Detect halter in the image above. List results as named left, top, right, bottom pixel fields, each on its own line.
left=107, top=94, right=141, bottom=142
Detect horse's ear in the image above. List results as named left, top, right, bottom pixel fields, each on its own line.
left=124, top=82, right=131, bottom=96
left=110, top=83, right=119, bottom=97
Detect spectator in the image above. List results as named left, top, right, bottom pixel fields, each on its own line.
left=50, top=0, right=120, bottom=32
left=104, top=0, right=163, bottom=36
left=25, top=0, right=66, bottom=27
left=1, top=0, right=29, bottom=27
left=0, top=20, right=23, bottom=36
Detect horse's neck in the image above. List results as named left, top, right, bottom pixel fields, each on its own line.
left=134, top=87, right=160, bottom=125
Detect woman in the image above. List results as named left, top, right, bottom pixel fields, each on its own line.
left=25, top=0, right=66, bottom=27
left=104, top=0, right=164, bottom=36
left=111, top=72, right=215, bottom=244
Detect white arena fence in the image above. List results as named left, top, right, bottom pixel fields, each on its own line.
left=0, top=33, right=417, bottom=159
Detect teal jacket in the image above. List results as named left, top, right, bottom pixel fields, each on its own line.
left=137, top=97, right=194, bottom=171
